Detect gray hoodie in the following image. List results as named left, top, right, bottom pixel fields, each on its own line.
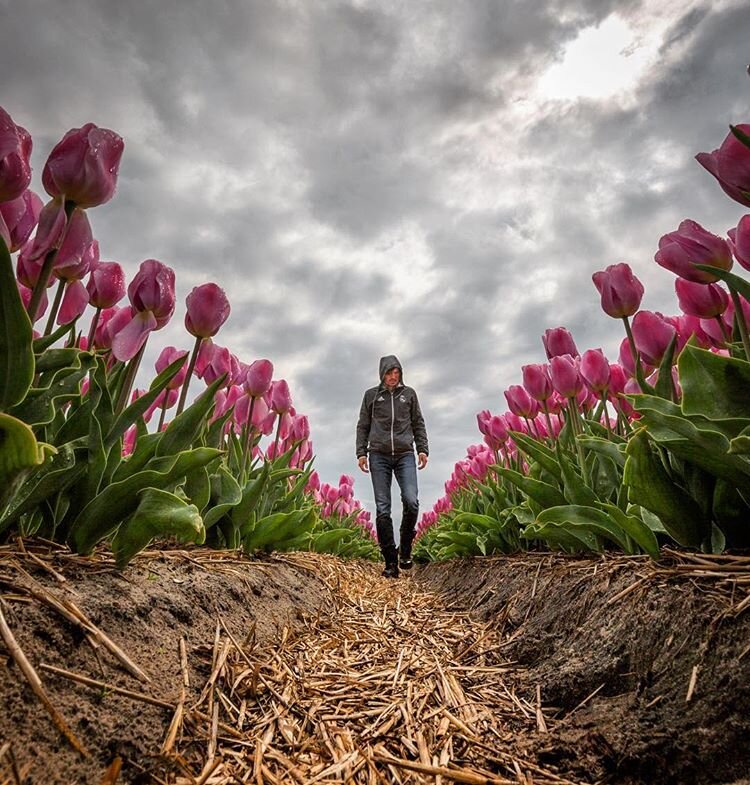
left=355, top=355, right=429, bottom=458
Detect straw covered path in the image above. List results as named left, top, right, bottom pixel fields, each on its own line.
left=175, top=552, right=567, bottom=785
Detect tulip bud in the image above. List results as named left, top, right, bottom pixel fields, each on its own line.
left=542, top=327, right=579, bottom=359
left=592, top=262, right=644, bottom=318
left=244, top=359, right=274, bottom=398
left=696, top=125, right=750, bottom=208
left=631, top=310, right=677, bottom=366
left=0, top=190, right=42, bottom=252
left=194, top=340, right=232, bottom=385
left=269, top=379, right=293, bottom=415
left=155, top=346, right=189, bottom=389
left=549, top=354, right=582, bottom=399
left=58, top=280, right=90, bottom=324
left=675, top=278, right=728, bottom=319
left=504, top=385, right=538, bottom=418
left=127, top=259, right=176, bottom=327
left=579, top=348, right=610, bottom=394
left=0, top=108, right=33, bottom=202
left=655, top=219, right=733, bottom=283
left=185, top=282, right=231, bottom=339
left=521, top=363, right=553, bottom=402
left=727, top=215, right=750, bottom=271
left=53, top=210, right=98, bottom=281
left=42, top=123, right=124, bottom=208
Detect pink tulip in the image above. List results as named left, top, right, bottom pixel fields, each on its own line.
left=291, top=414, right=310, bottom=442
left=58, top=280, right=90, bottom=324
left=155, top=346, right=189, bottom=389
left=306, top=471, right=321, bottom=494
left=631, top=310, right=677, bottom=366
left=86, top=261, right=126, bottom=309
left=54, top=210, right=98, bottom=281
left=521, top=363, right=553, bottom=402
left=0, top=108, right=33, bottom=202
left=675, top=315, right=712, bottom=350
left=476, top=409, right=491, bottom=436
left=17, top=281, right=48, bottom=320
left=112, top=260, right=176, bottom=362
left=542, top=327, right=579, bottom=359
left=483, top=415, right=508, bottom=450
left=244, top=359, right=274, bottom=398
left=195, top=340, right=232, bottom=385
left=675, top=278, right=728, bottom=319
left=269, top=380, right=293, bottom=415
left=25, top=197, right=67, bottom=262
left=0, top=190, right=42, bottom=252
left=504, top=385, right=538, bottom=418
left=655, top=219, right=733, bottom=283
left=549, top=354, right=582, bottom=399
left=16, top=247, right=50, bottom=289
left=580, top=349, right=610, bottom=393
left=93, top=305, right=131, bottom=350
left=42, top=123, right=124, bottom=208
left=727, top=215, right=750, bottom=271
left=144, top=388, right=179, bottom=423
left=185, top=282, right=231, bottom=339
left=591, top=262, right=644, bottom=318
left=696, top=124, right=750, bottom=208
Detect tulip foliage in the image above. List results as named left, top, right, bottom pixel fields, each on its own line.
left=416, top=123, right=750, bottom=562
left=0, top=108, right=376, bottom=566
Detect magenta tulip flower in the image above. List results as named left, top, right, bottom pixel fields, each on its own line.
left=291, top=414, right=310, bottom=442
left=93, top=305, right=131, bottom=350
left=542, top=327, right=579, bottom=359
left=86, top=261, right=126, bottom=309
left=521, top=363, right=553, bottom=402
left=675, top=278, right=728, bottom=319
left=194, top=340, right=232, bottom=385
left=655, top=219, right=733, bottom=283
left=580, top=349, right=611, bottom=394
left=0, top=189, right=42, bottom=252
left=504, top=385, right=538, bottom=418
left=631, top=310, right=677, bottom=366
left=483, top=415, right=508, bottom=451
left=42, top=123, right=124, bottom=208
left=244, top=359, right=274, bottom=398
left=676, top=315, right=712, bottom=350
left=25, top=197, right=67, bottom=264
left=549, top=354, right=582, bottom=399
left=696, top=124, right=750, bottom=208
left=727, top=215, right=750, bottom=271
left=155, top=346, right=189, bottom=390
left=476, top=409, right=491, bottom=436
left=112, top=259, right=175, bottom=362
left=269, top=380, right=293, bottom=415
left=592, top=262, right=644, bottom=318
left=185, top=282, right=231, bottom=339
left=0, top=108, right=32, bottom=203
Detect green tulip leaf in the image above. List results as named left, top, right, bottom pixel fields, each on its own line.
left=0, top=239, right=35, bottom=411
left=596, top=502, right=660, bottom=558
left=494, top=467, right=567, bottom=509
left=203, top=468, right=243, bottom=528
left=68, top=447, right=221, bottom=554
left=310, top=528, right=354, bottom=554
left=242, top=507, right=316, bottom=552
left=679, top=343, right=750, bottom=422
left=623, top=429, right=706, bottom=547
left=510, top=432, right=563, bottom=482
left=231, top=461, right=272, bottom=529
left=112, top=488, right=205, bottom=569
left=535, top=504, right=630, bottom=551
left=155, top=375, right=224, bottom=457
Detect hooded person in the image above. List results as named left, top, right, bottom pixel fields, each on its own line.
left=356, top=355, right=429, bottom=577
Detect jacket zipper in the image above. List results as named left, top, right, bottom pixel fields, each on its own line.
left=390, top=391, right=395, bottom=455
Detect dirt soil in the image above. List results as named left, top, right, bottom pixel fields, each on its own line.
left=1, top=543, right=749, bottom=784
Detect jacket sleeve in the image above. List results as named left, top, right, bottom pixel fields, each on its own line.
left=355, top=391, right=372, bottom=458
left=411, top=390, right=429, bottom=456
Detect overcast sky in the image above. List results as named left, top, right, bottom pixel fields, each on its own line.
left=3, top=0, right=750, bottom=520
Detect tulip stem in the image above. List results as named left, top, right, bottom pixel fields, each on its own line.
left=87, top=307, right=102, bottom=348
left=240, top=397, right=257, bottom=480
left=43, top=279, right=66, bottom=337
left=621, top=315, right=642, bottom=378
left=542, top=406, right=555, bottom=444
left=729, top=289, right=750, bottom=361
left=272, top=414, right=283, bottom=459
left=157, top=400, right=168, bottom=432
left=176, top=336, right=202, bottom=417
left=115, top=342, right=146, bottom=415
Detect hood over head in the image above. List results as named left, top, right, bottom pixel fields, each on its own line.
left=379, top=354, right=403, bottom=383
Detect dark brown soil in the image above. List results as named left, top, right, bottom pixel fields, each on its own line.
left=416, top=552, right=750, bottom=785
left=1, top=544, right=749, bottom=784
left=0, top=546, right=329, bottom=784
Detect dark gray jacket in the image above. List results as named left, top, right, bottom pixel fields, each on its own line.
left=356, top=355, right=429, bottom=458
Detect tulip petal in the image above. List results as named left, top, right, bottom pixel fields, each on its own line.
left=57, top=280, right=90, bottom=324
left=111, top=310, right=158, bottom=362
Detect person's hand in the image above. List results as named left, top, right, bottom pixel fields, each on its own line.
left=358, top=456, right=369, bottom=473
left=417, top=453, right=428, bottom=470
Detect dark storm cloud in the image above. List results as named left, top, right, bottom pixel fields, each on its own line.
left=2, top=0, right=749, bottom=515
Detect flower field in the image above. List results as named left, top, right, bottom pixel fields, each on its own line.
left=415, top=123, right=750, bottom=564
left=0, top=107, right=378, bottom=567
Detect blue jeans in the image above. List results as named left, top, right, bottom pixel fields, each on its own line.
left=369, top=451, right=419, bottom=564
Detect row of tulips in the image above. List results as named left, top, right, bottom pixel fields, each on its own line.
left=0, top=107, right=375, bottom=566
left=415, top=122, right=750, bottom=562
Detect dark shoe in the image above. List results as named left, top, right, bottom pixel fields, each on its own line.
left=382, top=564, right=400, bottom=579
left=399, top=558, right=413, bottom=570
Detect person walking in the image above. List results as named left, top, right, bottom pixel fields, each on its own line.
left=356, top=355, right=429, bottom=578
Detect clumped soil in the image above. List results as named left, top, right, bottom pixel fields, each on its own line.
left=417, top=552, right=750, bottom=785
left=0, top=542, right=748, bottom=784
